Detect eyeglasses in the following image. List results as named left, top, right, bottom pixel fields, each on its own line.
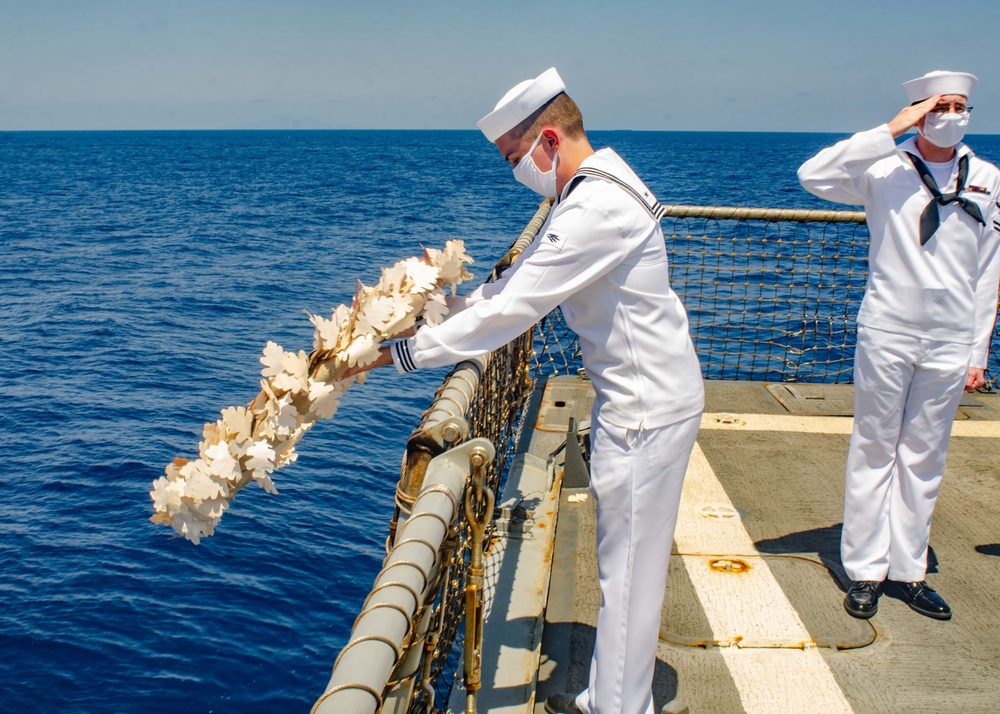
left=931, top=103, right=973, bottom=114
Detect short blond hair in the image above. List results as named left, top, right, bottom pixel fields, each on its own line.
left=507, top=92, right=585, bottom=141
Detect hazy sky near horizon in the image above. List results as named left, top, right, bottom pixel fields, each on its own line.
left=3, top=0, right=999, bottom=134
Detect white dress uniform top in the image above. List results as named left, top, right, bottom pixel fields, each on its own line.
left=798, top=123, right=1000, bottom=582
left=391, top=69, right=704, bottom=713
left=392, top=147, right=704, bottom=430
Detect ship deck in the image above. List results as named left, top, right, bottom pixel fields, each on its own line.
left=448, top=377, right=1000, bottom=714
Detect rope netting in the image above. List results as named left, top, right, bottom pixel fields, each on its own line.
left=659, top=208, right=1000, bottom=386
left=668, top=214, right=871, bottom=383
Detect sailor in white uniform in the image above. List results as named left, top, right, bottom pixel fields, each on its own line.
left=354, top=68, right=704, bottom=714
left=798, top=71, right=1000, bottom=621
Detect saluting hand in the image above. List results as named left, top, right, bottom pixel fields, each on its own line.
left=887, top=95, right=942, bottom=138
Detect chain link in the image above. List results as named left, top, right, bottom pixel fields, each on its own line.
left=461, top=447, right=494, bottom=714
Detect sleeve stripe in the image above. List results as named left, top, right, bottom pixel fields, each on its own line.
left=392, top=340, right=417, bottom=372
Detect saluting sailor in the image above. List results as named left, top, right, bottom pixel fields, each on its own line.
left=352, top=68, right=704, bottom=714
left=798, top=71, right=1000, bottom=621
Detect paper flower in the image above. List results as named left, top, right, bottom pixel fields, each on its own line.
left=405, top=258, right=439, bottom=294
left=245, top=440, right=276, bottom=478
left=150, top=240, right=474, bottom=542
left=422, top=291, right=449, bottom=327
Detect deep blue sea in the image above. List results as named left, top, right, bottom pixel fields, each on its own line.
left=2, top=129, right=999, bottom=713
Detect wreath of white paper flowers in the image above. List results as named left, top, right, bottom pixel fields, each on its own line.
left=149, top=240, right=474, bottom=543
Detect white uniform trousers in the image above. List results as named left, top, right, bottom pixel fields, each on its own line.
left=574, top=412, right=701, bottom=714
left=842, top=324, right=970, bottom=582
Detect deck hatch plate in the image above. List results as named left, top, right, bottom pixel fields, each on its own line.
left=765, top=383, right=976, bottom=419
left=535, top=376, right=595, bottom=432
left=765, top=383, right=855, bottom=416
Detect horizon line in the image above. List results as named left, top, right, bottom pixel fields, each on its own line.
left=4, top=127, right=999, bottom=137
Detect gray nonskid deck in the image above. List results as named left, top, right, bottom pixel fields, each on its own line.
left=445, top=377, right=1000, bottom=713
left=533, top=379, right=1000, bottom=714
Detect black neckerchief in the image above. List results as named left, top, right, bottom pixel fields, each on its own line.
left=905, top=151, right=985, bottom=245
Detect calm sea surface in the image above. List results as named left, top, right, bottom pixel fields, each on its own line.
left=2, top=130, right=999, bottom=712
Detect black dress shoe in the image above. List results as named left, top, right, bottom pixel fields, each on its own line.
left=895, top=580, right=952, bottom=620
left=844, top=580, right=881, bottom=619
left=544, top=692, right=584, bottom=714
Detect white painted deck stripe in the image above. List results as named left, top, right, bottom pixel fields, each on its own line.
left=673, top=442, right=854, bottom=713
left=700, top=412, right=999, bottom=437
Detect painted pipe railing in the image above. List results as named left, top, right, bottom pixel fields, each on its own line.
left=659, top=204, right=866, bottom=223
left=311, top=438, right=496, bottom=714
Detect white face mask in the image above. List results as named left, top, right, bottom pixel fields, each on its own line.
left=919, top=111, right=970, bottom=148
left=512, top=132, right=558, bottom=197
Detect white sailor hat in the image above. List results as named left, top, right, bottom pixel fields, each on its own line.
left=477, top=67, right=566, bottom=142
left=903, top=70, right=978, bottom=102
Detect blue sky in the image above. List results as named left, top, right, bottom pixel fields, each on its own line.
left=2, top=0, right=998, bottom=133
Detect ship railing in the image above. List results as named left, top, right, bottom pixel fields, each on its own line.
left=311, top=200, right=553, bottom=714
left=314, top=199, right=1000, bottom=713
left=310, top=436, right=496, bottom=714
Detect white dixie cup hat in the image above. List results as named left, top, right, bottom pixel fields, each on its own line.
left=477, top=67, right=566, bottom=142
left=903, top=70, right=978, bottom=103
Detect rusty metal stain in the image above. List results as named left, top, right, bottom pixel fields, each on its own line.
left=712, top=414, right=745, bottom=427
left=709, top=558, right=751, bottom=574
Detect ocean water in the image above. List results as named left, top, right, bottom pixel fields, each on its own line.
left=2, top=129, right=999, bottom=713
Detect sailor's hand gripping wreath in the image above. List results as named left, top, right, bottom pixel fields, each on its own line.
left=149, top=240, right=474, bottom=544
